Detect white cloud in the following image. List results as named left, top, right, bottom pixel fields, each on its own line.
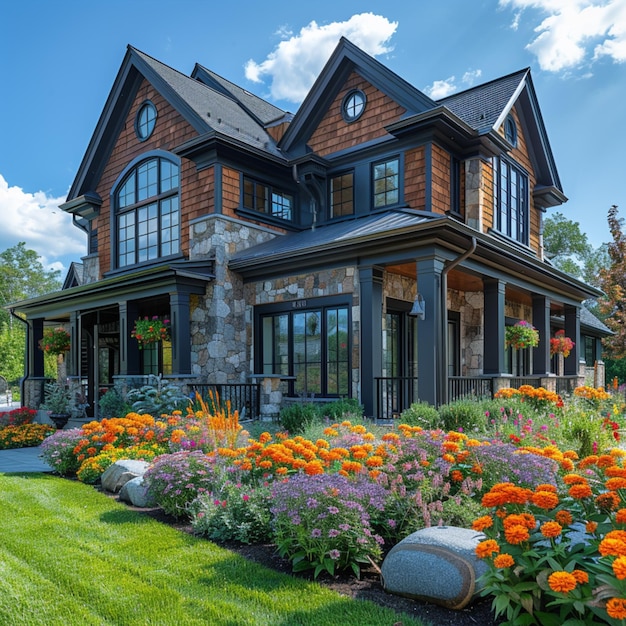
left=0, top=174, right=86, bottom=272
left=500, top=0, right=626, bottom=71
left=424, top=76, right=458, bottom=99
left=244, top=13, right=398, bottom=103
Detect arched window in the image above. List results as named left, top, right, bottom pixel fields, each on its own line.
left=115, top=155, right=180, bottom=268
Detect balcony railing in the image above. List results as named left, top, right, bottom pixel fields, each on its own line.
left=191, top=383, right=260, bottom=420
left=374, top=376, right=418, bottom=420
left=447, top=376, right=493, bottom=402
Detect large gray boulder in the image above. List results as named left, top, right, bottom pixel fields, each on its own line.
left=118, top=476, right=156, bottom=508
left=100, top=459, right=150, bottom=493
left=381, top=526, right=488, bottom=610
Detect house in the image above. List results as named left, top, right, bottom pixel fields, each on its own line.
left=11, top=38, right=607, bottom=419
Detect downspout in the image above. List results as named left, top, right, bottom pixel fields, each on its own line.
left=9, top=307, right=29, bottom=405
left=439, top=237, right=477, bottom=406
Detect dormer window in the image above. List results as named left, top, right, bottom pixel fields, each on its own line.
left=504, top=114, right=517, bottom=147
left=136, top=101, right=157, bottom=141
left=342, top=90, right=366, bottom=122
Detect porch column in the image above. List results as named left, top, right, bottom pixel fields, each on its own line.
left=532, top=295, right=551, bottom=375
left=483, top=279, right=506, bottom=375
left=416, top=256, right=444, bottom=406
left=31, top=317, right=45, bottom=377
left=119, top=301, right=140, bottom=375
left=564, top=305, right=581, bottom=375
left=170, top=291, right=191, bottom=375
left=68, top=312, right=79, bottom=378
left=359, top=265, right=384, bottom=418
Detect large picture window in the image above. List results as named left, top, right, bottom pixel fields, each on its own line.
left=258, top=299, right=351, bottom=397
left=494, top=157, right=528, bottom=244
left=116, top=156, right=180, bottom=267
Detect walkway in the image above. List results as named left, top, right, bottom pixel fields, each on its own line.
left=0, top=446, right=52, bottom=473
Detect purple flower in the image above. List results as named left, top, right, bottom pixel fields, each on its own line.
left=329, top=550, right=340, bottom=560
left=311, top=528, right=322, bottom=538
left=328, top=529, right=339, bottom=538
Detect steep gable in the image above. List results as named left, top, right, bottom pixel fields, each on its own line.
left=279, top=37, right=437, bottom=157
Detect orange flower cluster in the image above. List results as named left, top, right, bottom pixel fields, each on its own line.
left=494, top=385, right=563, bottom=408
left=73, top=412, right=179, bottom=462
left=574, top=385, right=611, bottom=402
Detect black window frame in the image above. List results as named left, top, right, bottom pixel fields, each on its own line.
left=372, top=157, right=400, bottom=209
left=341, top=89, right=366, bottom=123
left=242, top=176, right=294, bottom=222
left=135, top=101, right=157, bottom=141
left=329, top=171, right=355, bottom=219
left=494, top=156, right=529, bottom=245
left=255, top=295, right=352, bottom=398
left=114, top=154, right=180, bottom=269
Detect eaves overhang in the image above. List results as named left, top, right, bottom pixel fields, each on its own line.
left=385, top=106, right=510, bottom=158
left=174, top=131, right=289, bottom=170
left=229, top=212, right=601, bottom=303
left=9, top=260, right=215, bottom=320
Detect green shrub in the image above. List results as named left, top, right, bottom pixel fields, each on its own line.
left=561, top=405, right=615, bottom=456
left=399, top=401, right=440, bottom=428
left=191, top=483, right=272, bottom=544
left=98, top=387, right=132, bottom=418
left=278, top=402, right=320, bottom=435
left=437, top=399, right=485, bottom=432
left=126, top=376, right=190, bottom=415
left=316, top=398, right=363, bottom=421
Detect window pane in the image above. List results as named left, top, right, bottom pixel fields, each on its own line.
left=494, top=158, right=528, bottom=244
left=118, top=174, right=135, bottom=209
left=137, top=159, right=158, bottom=201
left=373, top=159, right=399, bottom=208
left=330, top=173, right=354, bottom=218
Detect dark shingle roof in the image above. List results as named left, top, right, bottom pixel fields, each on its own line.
left=437, top=69, right=528, bottom=134
left=132, top=48, right=285, bottom=158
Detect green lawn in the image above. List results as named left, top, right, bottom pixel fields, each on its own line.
left=0, top=474, right=425, bottom=626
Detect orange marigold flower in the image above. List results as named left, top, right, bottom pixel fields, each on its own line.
left=606, top=467, right=626, bottom=478
left=616, top=509, right=626, bottom=524
left=540, top=521, right=563, bottom=538
left=606, top=598, right=626, bottom=620
left=323, top=428, right=339, bottom=437
left=531, top=490, right=559, bottom=510
left=548, top=571, right=577, bottom=594
left=569, top=483, right=593, bottom=499
left=493, top=554, right=515, bottom=568
left=606, top=477, right=626, bottom=491
left=475, top=539, right=500, bottom=559
left=442, top=453, right=455, bottom=463
left=368, top=469, right=381, bottom=480
left=613, top=556, right=626, bottom=580
left=598, top=454, right=616, bottom=468
left=596, top=491, right=621, bottom=512
left=443, top=441, right=460, bottom=452
left=600, top=530, right=626, bottom=556
left=504, top=524, right=530, bottom=545
left=555, top=510, right=574, bottom=526
left=472, top=516, right=494, bottom=532
left=275, top=467, right=288, bottom=475
left=503, top=513, right=536, bottom=530
left=304, top=460, right=324, bottom=476
left=572, top=570, right=589, bottom=584
left=450, top=470, right=464, bottom=482
left=563, top=473, right=586, bottom=485
left=586, top=521, right=598, bottom=533
left=560, top=458, right=575, bottom=471
left=258, top=432, right=272, bottom=444
left=535, top=483, right=557, bottom=493
left=365, top=455, right=384, bottom=468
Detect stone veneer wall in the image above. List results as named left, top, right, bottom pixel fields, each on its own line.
left=188, top=214, right=278, bottom=383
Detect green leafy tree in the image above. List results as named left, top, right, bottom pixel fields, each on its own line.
left=543, top=212, right=608, bottom=286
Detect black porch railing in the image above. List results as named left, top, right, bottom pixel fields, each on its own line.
left=374, top=376, right=418, bottom=420
left=191, top=383, right=260, bottom=421
left=447, top=376, right=493, bottom=402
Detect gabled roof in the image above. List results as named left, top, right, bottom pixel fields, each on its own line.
left=62, top=262, right=84, bottom=290
left=439, top=69, right=563, bottom=199
left=279, top=37, right=438, bottom=155
left=192, top=64, right=291, bottom=127
left=67, top=46, right=285, bottom=202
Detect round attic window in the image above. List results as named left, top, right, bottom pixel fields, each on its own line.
left=504, top=114, right=517, bottom=147
left=136, top=101, right=157, bottom=141
left=341, top=89, right=366, bottom=122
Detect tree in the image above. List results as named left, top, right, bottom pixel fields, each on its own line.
left=598, top=206, right=626, bottom=359
left=543, top=212, right=608, bottom=287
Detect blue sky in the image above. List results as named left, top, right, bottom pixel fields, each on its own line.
left=1, top=0, right=625, bottom=274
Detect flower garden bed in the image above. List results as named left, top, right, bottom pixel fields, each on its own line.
left=28, top=385, right=626, bottom=624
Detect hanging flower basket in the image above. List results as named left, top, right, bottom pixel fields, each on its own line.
left=38, top=327, right=71, bottom=355
left=505, top=321, right=539, bottom=350
left=550, top=330, right=575, bottom=358
left=131, top=316, right=170, bottom=349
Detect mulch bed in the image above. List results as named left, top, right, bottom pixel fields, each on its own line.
left=127, top=500, right=501, bottom=626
